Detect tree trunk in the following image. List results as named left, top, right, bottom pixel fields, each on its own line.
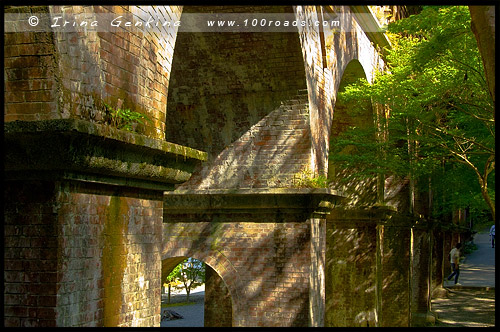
left=469, top=6, right=496, bottom=108
left=481, top=184, right=495, bottom=223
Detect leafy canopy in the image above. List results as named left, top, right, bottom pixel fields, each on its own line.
left=330, top=6, right=494, bottom=219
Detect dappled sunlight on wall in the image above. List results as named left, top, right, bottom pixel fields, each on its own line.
left=328, top=59, right=378, bottom=206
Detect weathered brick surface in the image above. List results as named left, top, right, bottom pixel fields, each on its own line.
left=4, top=5, right=181, bottom=139
left=4, top=5, right=458, bottom=328
left=378, top=224, right=411, bottom=327
left=181, top=91, right=311, bottom=189
left=3, top=180, right=163, bottom=327
left=325, top=220, right=378, bottom=327
left=4, top=181, right=58, bottom=327
left=430, top=229, right=445, bottom=294
left=55, top=181, right=163, bottom=327
left=324, top=209, right=449, bottom=327
left=162, top=221, right=311, bottom=327
left=4, top=6, right=59, bottom=123
left=298, top=5, right=386, bottom=176
left=410, top=227, right=433, bottom=326
left=204, top=265, right=232, bottom=327
left=166, top=6, right=311, bottom=189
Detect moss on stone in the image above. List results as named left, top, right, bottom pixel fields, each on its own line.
left=102, top=196, right=129, bottom=327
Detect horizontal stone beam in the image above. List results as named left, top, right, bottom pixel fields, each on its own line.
left=164, top=188, right=344, bottom=222
left=350, top=6, right=391, bottom=58
left=5, top=119, right=207, bottom=190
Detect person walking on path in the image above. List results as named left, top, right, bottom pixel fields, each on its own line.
left=447, top=243, right=462, bottom=285
left=433, top=227, right=495, bottom=327
left=453, top=226, right=495, bottom=288
left=489, top=224, right=495, bottom=248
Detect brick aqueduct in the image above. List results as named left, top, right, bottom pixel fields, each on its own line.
left=4, top=5, right=466, bottom=327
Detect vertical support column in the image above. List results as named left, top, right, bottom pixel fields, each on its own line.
left=430, top=228, right=445, bottom=296
left=378, top=223, right=411, bottom=327
left=4, top=181, right=59, bottom=327
left=55, top=181, right=164, bottom=327
left=410, top=227, right=435, bottom=326
left=309, top=217, right=326, bottom=326
left=325, top=213, right=378, bottom=327
left=205, top=265, right=232, bottom=327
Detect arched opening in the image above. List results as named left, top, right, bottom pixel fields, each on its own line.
left=327, top=59, right=377, bottom=204
left=160, top=256, right=232, bottom=327
left=325, top=59, right=379, bottom=327
left=165, top=6, right=308, bottom=160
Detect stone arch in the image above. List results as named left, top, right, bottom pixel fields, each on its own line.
left=325, top=59, right=378, bottom=327
left=160, top=249, right=242, bottom=326
left=327, top=58, right=377, bottom=204
left=165, top=6, right=310, bottom=185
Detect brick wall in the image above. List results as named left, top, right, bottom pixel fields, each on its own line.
left=410, top=227, right=432, bottom=326
left=325, top=209, right=435, bottom=327
left=325, top=220, right=378, bottom=327
left=4, top=6, right=59, bottom=123
left=4, top=180, right=164, bottom=327
left=378, top=224, right=411, bottom=327
left=55, top=181, right=163, bottom=327
left=181, top=91, right=311, bottom=189
left=162, top=220, right=311, bottom=327
left=4, top=181, right=59, bottom=327
left=166, top=6, right=311, bottom=189
left=204, top=265, right=232, bottom=327
left=4, top=5, right=182, bottom=139
left=165, top=6, right=307, bottom=158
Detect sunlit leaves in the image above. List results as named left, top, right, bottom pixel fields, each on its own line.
left=330, top=6, right=494, bottom=218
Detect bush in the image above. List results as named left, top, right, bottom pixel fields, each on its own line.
left=462, top=241, right=478, bottom=255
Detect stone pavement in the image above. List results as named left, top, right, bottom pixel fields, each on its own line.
left=432, top=226, right=496, bottom=327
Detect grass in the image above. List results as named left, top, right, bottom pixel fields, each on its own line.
left=162, top=301, right=198, bottom=308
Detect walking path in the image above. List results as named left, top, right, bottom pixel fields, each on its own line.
left=455, top=227, right=495, bottom=289
left=432, top=226, right=496, bottom=327
left=160, top=286, right=205, bottom=327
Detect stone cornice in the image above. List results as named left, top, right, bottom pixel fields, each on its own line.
left=350, top=5, right=391, bottom=58
left=164, top=188, right=344, bottom=222
left=5, top=119, right=207, bottom=190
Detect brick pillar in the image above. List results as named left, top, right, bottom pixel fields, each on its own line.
left=4, top=181, right=59, bottom=327
left=309, top=217, right=326, bottom=327
left=205, top=265, right=232, bottom=327
left=5, top=119, right=205, bottom=327
left=378, top=223, right=411, bottom=327
left=430, top=228, right=445, bottom=295
left=325, top=210, right=378, bottom=327
left=54, top=181, right=163, bottom=327
left=410, top=227, right=435, bottom=326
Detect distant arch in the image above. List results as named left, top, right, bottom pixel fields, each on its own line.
left=327, top=59, right=377, bottom=202
left=161, top=249, right=242, bottom=326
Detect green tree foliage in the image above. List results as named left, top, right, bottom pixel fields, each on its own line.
left=166, top=258, right=205, bottom=302
left=330, top=6, right=495, bottom=220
